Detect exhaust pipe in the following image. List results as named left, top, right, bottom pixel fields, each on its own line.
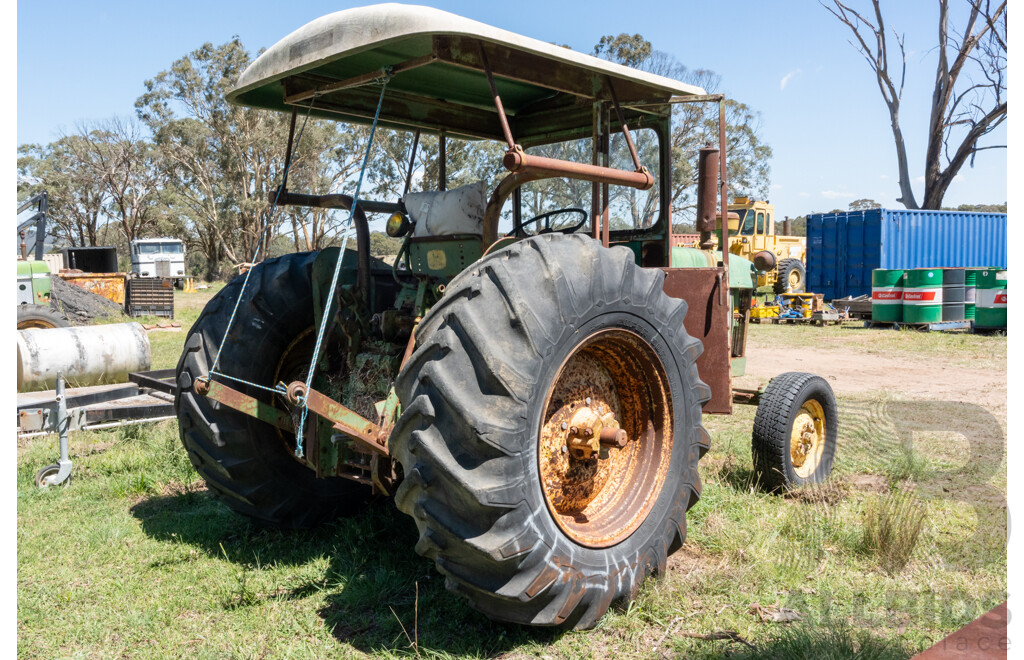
left=696, top=146, right=720, bottom=251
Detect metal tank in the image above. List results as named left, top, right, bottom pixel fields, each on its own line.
left=975, top=269, right=1007, bottom=329
left=902, top=268, right=943, bottom=324
left=871, top=269, right=903, bottom=323
left=17, top=322, right=152, bottom=390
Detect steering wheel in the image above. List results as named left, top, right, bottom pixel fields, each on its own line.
left=516, top=208, right=588, bottom=236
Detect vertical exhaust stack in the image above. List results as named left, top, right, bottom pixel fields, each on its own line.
left=784, top=216, right=792, bottom=235
left=696, top=147, right=720, bottom=251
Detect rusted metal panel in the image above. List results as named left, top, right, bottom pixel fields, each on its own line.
left=59, top=272, right=126, bottom=306
left=661, top=267, right=731, bottom=414
left=914, top=601, right=1006, bottom=659
left=198, top=379, right=293, bottom=432
left=289, top=383, right=389, bottom=457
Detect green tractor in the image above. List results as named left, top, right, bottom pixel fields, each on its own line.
left=176, top=4, right=838, bottom=629
left=17, top=191, right=69, bottom=330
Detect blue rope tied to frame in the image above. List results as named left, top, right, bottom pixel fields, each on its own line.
left=206, top=99, right=319, bottom=386
left=294, top=71, right=392, bottom=457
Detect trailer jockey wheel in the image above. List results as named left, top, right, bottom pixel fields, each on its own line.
left=751, top=372, right=838, bottom=491
left=391, top=234, right=711, bottom=629
left=34, top=464, right=62, bottom=488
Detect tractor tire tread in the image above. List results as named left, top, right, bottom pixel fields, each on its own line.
left=391, top=234, right=708, bottom=629
left=174, top=252, right=370, bottom=529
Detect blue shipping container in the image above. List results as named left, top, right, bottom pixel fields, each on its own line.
left=806, top=209, right=1006, bottom=301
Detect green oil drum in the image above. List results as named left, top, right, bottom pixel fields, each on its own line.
left=964, top=268, right=983, bottom=320
left=871, top=269, right=903, bottom=322
left=903, top=268, right=944, bottom=324
left=975, top=269, right=1007, bottom=329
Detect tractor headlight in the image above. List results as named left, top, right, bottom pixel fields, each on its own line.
left=386, top=212, right=411, bottom=238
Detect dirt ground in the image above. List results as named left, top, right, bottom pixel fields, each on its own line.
left=735, top=337, right=1007, bottom=416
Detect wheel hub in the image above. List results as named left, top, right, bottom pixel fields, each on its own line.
left=538, top=329, right=672, bottom=548
left=790, top=400, right=825, bottom=478
left=563, top=404, right=628, bottom=459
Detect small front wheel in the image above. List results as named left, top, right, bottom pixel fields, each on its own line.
left=752, top=372, right=837, bottom=491
left=35, top=464, right=62, bottom=488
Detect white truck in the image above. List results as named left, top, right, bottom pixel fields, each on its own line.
left=130, top=238, right=186, bottom=288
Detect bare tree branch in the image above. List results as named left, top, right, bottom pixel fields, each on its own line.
left=822, top=0, right=918, bottom=207
left=825, top=0, right=1006, bottom=209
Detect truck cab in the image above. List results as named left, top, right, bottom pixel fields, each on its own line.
left=130, top=238, right=186, bottom=287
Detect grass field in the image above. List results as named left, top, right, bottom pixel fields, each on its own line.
left=17, top=287, right=1006, bottom=658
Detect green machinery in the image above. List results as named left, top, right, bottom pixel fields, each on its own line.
left=17, top=192, right=68, bottom=329
left=177, top=4, right=838, bottom=629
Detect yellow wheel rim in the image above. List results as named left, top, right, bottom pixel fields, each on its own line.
left=17, top=319, right=58, bottom=330
left=537, top=329, right=673, bottom=548
left=790, top=399, right=825, bottom=478
left=789, top=270, right=801, bottom=289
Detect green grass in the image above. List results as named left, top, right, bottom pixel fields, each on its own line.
left=748, top=321, right=1006, bottom=369
left=143, top=284, right=224, bottom=370
left=861, top=489, right=928, bottom=575
left=17, top=303, right=1005, bottom=658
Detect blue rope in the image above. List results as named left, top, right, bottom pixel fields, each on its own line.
left=209, top=101, right=318, bottom=377
left=208, top=371, right=288, bottom=396
left=295, top=73, right=391, bottom=457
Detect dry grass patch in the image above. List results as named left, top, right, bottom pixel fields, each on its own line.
left=862, top=488, right=928, bottom=575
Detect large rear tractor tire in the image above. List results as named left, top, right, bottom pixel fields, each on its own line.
left=391, top=234, right=711, bottom=628
left=774, top=258, right=806, bottom=294
left=17, top=305, right=70, bottom=330
left=175, top=252, right=371, bottom=529
left=752, top=372, right=838, bottom=491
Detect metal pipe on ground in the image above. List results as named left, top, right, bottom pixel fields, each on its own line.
left=17, top=322, right=152, bottom=391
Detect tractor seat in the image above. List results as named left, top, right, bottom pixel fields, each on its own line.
left=403, top=181, right=488, bottom=238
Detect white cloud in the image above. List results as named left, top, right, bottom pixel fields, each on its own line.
left=821, top=190, right=856, bottom=199
left=771, top=184, right=783, bottom=190
left=780, top=69, right=802, bottom=91
left=880, top=174, right=889, bottom=180
left=799, top=192, right=811, bottom=197
left=914, top=175, right=925, bottom=183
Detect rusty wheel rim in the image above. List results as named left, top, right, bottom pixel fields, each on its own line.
left=538, top=329, right=673, bottom=548
left=790, top=399, right=825, bottom=478
left=17, top=319, right=58, bottom=330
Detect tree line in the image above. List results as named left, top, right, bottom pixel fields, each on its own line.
left=18, top=35, right=774, bottom=280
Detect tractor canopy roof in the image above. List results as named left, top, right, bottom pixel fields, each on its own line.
left=227, top=3, right=705, bottom=143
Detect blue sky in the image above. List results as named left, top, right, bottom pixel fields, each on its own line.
left=16, top=0, right=1007, bottom=216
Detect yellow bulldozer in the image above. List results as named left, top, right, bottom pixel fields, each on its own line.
left=677, top=196, right=807, bottom=293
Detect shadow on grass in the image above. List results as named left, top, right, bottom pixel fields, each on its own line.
left=131, top=490, right=560, bottom=655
